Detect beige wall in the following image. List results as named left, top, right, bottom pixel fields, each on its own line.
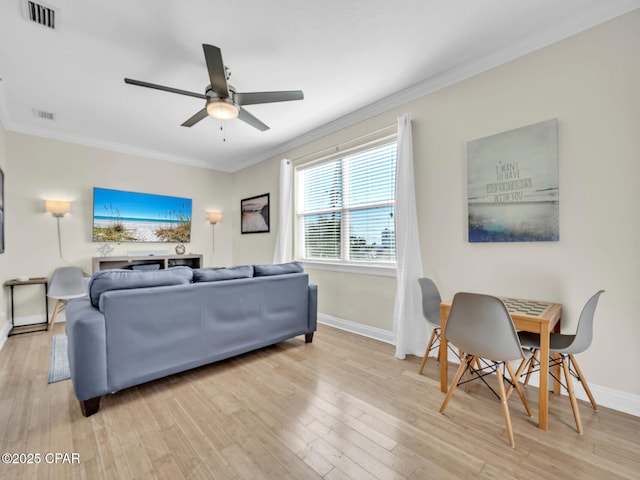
left=2, top=132, right=234, bottom=319
left=232, top=12, right=640, bottom=397
left=230, top=156, right=281, bottom=265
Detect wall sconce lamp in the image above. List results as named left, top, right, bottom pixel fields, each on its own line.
left=46, top=200, right=71, bottom=258
left=206, top=212, right=222, bottom=260
left=206, top=211, right=222, bottom=224
left=45, top=200, right=71, bottom=217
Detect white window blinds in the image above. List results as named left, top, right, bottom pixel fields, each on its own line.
left=296, top=140, right=397, bottom=264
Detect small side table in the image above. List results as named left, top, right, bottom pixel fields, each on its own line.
left=4, top=277, right=49, bottom=336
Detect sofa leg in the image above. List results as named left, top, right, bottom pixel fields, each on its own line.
left=305, top=332, right=314, bottom=343
left=80, top=397, right=101, bottom=417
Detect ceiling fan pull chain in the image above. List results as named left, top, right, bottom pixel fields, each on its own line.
left=220, top=122, right=226, bottom=142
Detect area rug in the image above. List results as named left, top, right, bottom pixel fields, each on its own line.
left=48, top=334, right=70, bottom=384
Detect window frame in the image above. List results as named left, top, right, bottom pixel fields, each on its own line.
left=294, top=135, right=398, bottom=276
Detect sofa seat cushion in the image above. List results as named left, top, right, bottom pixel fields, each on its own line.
left=88, top=266, right=193, bottom=308
left=253, top=261, right=304, bottom=277
left=193, top=265, right=254, bottom=282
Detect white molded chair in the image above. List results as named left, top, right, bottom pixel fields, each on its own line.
left=519, top=290, right=604, bottom=434
left=417, top=278, right=443, bottom=373
left=48, top=266, right=88, bottom=328
left=439, top=292, right=532, bottom=448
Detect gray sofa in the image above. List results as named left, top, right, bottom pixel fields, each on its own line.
left=65, top=262, right=317, bottom=416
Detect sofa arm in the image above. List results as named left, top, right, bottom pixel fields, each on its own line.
left=308, top=283, right=318, bottom=333
left=65, top=298, right=108, bottom=403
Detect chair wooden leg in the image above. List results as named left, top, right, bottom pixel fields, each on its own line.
left=419, top=329, right=438, bottom=374
left=440, top=356, right=472, bottom=414
left=553, top=353, right=562, bottom=395
left=49, top=299, right=63, bottom=329
left=474, top=357, right=483, bottom=372
left=461, top=353, right=475, bottom=393
left=496, top=366, right=515, bottom=448
left=561, top=355, right=583, bottom=435
left=506, top=362, right=531, bottom=417
left=568, top=354, right=598, bottom=412
left=506, top=357, right=531, bottom=400
left=523, top=349, right=538, bottom=386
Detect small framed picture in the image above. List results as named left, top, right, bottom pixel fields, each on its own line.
left=241, top=193, right=270, bottom=234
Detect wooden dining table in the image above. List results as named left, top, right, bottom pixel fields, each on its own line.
left=439, top=296, right=562, bottom=430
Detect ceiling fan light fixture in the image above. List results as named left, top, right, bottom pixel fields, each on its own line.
left=206, top=98, right=239, bottom=120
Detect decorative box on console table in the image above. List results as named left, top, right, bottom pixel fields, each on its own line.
left=92, top=254, right=202, bottom=273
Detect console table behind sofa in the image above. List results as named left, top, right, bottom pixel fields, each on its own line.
left=92, top=254, right=202, bottom=273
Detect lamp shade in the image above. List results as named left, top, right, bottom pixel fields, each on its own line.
left=206, top=211, right=222, bottom=224
left=206, top=99, right=239, bottom=120
left=45, top=200, right=71, bottom=217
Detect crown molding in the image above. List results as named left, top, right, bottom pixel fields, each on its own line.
left=1, top=118, right=221, bottom=171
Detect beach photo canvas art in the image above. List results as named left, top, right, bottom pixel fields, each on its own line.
left=93, top=188, right=192, bottom=243
left=467, top=119, right=559, bottom=242
left=241, top=193, right=270, bottom=234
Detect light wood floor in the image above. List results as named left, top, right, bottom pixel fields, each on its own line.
left=1, top=323, right=639, bottom=480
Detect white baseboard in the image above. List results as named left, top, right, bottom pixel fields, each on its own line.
left=318, top=313, right=395, bottom=345
left=318, top=313, right=639, bottom=418
left=12, top=313, right=65, bottom=327
left=590, top=384, right=640, bottom=418
left=0, top=314, right=65, bottom=352
left=0, top=320, right=11, bottom=352
left=515, top=369, right=640, bottom=418
left=12, top=314, right=48, bottom=327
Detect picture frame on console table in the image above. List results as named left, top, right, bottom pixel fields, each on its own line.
left=241, top=193, right=270, bottom=234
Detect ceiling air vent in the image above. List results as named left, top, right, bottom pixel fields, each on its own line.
left=34, top=109, right=55, bottom=121
left=27, top=1, right=56, bottom=29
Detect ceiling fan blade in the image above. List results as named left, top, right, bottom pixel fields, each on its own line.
left=202, top=44, right=229, bottom=98
left=235, top=90, right=304, bottom=106
left=238, top=107, right=269, bottom=131
left=181, top=108, right=209, bottom=127
left=124, top=78, right=207, bottom=100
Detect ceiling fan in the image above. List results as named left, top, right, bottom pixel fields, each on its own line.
left=124, top=44, right=304, bottom=131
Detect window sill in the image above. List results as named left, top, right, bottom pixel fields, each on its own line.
left=299, top=260, right=397, bottom=277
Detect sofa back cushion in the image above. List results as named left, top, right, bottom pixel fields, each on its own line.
left=88, top=266, right=193, bottom=308
left=100, top=272, right=312, bottom=393
left=253, top=261, right=304, bottom=277
left=193, top=265, right=254, bottom=282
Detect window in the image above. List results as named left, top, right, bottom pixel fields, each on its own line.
left=296, top=140, right=397, bottom=268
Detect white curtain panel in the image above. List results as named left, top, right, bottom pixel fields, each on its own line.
left=273, top=159, right=294, bottom=264
left=393, top=113, right=427, bottom=359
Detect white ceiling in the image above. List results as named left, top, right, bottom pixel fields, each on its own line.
left=1, top=0, right=638, bottom=173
